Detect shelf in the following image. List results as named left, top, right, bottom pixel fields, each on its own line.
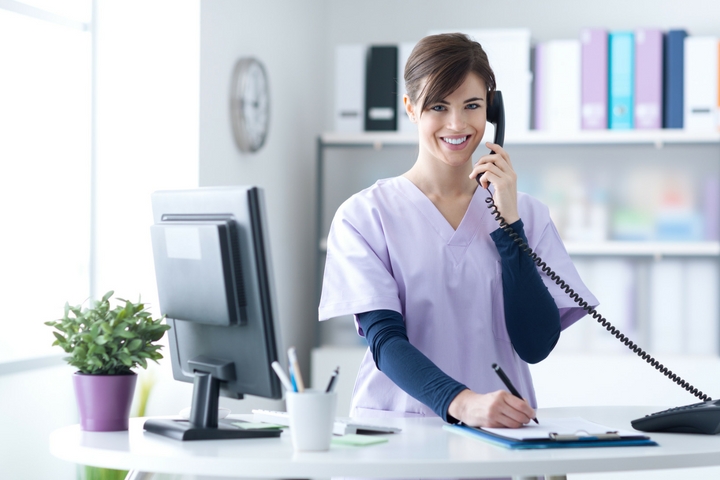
left=319, top=237, right=720, bottom=258
left=320, top=130, right=720, bottom=147
left=563, top=241, right=720, bottom=257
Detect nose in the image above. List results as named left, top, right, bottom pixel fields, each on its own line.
left=447, top=108, right=467, bottom=131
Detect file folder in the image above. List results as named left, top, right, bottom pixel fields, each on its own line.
left=663, top=30, right=687, bottom=128
left=609, top=31, right=635, bottom=129
left=365, top=45, right=398, bottom=131
left=534, top=40, right=581, bottom=132
left=444, top=417, right=657, bottom=450
left=684, top=36, right=719, bottom=131
left=635, top=29, right=663, bottom=129
left=581, top=28, right=608, bottom=129
left=334, top=44, right=366, bottom=133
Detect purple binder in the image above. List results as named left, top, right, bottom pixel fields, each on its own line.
left=635, top=29, right=664, bottom=129
left=581, top=28, right=608, bottom=129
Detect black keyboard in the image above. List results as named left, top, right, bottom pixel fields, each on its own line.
left=631, top=399, right=720, bottom=434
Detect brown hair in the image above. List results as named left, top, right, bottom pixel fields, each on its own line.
left=404, top=33, right=496, bottom=114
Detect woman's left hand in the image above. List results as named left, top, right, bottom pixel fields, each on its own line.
left=469, top=142, right=519, bottom=224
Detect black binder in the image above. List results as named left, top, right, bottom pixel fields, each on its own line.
left=365, top=45, right=398, bottom=131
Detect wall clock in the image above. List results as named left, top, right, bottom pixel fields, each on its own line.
left=230, top=57, right=270, bottom=153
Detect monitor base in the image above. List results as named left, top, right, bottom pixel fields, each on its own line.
left=143, top=418, right=282, bottom=441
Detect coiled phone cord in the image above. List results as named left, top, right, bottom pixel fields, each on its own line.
left=483, top=189, right=712, bottom=402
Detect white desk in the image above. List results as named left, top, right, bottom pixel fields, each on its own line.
left=50, top=406, right=720, bottom=480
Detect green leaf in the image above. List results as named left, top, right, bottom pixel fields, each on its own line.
left=101, top=291, right=114, bottom=303
left=127, top=339, right=142, bottom=351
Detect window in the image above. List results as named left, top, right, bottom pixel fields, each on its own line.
left=0, top=3, right=91, bottom=362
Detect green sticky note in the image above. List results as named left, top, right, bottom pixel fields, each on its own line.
left=231, top=421, right=285, bottom=430
left=331, top=434, right=389, bottom=447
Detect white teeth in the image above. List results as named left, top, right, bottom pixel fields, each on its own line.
left=443, top=136, right=467, bottom=145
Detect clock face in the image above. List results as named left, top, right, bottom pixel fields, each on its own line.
left=231, top=58, right=270, bottom=153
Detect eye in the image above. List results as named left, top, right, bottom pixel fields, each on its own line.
left=466, top=103, right=481, bottom=110
left=430, top=105, right=446, bottom=112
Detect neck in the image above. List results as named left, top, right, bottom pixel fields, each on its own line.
left=404, top=148, right=477, bottom=198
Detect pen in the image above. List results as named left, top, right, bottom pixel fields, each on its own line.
left=325, top=366, right=340, bottom=393
left=270, top=361, right=293, bottom=392
left=288, top=346, right=305, bottom=393
left=492, top=363, right=538, bottom=424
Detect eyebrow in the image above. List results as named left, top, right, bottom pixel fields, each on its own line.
left=436, top=97, right=485, bottom=105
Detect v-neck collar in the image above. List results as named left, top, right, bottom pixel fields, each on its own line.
left=394, top=176, right=489, bottom=249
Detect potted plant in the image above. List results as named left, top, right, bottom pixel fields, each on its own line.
left=45, top=291, right=170, bottom=431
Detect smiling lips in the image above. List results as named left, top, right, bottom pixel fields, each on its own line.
left=441, top=135, right=470, bottom=150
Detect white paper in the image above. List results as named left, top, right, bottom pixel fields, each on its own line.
left=481, top=417, right=637, bottom=441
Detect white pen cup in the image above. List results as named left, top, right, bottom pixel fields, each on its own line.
left=286, top=389, right=337, bottom=451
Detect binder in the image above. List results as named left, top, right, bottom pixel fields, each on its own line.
left=444, top=417, right=657, bottom=450
left=634, top=29, right=663, bottom=129
left=365, top=45, right=398, bottom=131
left=581, top=28, right=608, bottom=129
left=609, top=31, right=635, bottom=129
left=684, top=36, right=719, bottom=131
left=663, top=29, right=687, bottom=128
left=534, top=40, right=581, bottom=132
left=396, top=41, right=416, bottom=133
left=334, top=44, right=366, bottom=133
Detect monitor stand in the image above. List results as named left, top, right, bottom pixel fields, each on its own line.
left=144, top=364, right=282, bottom=441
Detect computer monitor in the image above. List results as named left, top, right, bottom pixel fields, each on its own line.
left=144, top=186, right=283, bottom=441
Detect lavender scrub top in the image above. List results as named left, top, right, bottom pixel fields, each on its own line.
left=318, top=176, right=598, bottom=418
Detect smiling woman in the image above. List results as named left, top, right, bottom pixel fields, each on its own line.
left=319, top=32, right=597, bottom=430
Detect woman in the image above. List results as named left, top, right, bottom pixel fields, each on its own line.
left=319, top=33, right=597, bottom=428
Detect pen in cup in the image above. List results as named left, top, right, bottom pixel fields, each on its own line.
left=491, top=363, right=538, bottom=424
left=325, top=366, right=339, bottom=393
left=271, top=361, right=294, bottom=392
left=288, top=346, right=305, bottom=393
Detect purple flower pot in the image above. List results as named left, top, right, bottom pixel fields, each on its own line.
left=73, top=372, right=137, bottom=431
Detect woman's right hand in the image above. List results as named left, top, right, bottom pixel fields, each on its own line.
left=448, top=389, right=536, bottom=428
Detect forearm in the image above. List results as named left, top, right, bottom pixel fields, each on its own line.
left=357, top=310, right=467, bottom=422
left=491, top=219, right=561, bottom=363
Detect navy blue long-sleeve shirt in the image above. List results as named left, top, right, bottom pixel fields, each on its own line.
left=357, top=219, right=561, bottom=422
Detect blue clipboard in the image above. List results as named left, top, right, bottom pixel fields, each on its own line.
left=444, top=424, right=658, bottom=450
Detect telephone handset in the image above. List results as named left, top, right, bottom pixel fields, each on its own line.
left=479, top=90, right=719, bottom=434
left=486, top=90, right=505, bottom=149
left=474, top=91, right=506, bottom=187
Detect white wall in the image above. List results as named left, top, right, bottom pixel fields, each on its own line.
left=199, top=0, right=328, bottom=377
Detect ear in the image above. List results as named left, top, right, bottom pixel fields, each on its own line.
left=403, top=94, right=418, bottom=123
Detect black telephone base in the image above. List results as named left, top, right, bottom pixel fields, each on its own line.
left=631, top=400, right=720, bottom=435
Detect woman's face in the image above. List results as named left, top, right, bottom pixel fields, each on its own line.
left=406, top=73, right=487, bottom=169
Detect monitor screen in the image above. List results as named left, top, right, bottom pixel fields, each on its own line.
left=144, top=186, right=283, bottom=441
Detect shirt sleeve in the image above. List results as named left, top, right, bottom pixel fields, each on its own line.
left=319, top=201, right=402, bottom=322
left=490, top=219, right=561, bottom=364
left=357, top=309, right=467, bottom=423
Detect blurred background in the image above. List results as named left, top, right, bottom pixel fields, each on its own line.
left=3, top=1, right=720, bottom=478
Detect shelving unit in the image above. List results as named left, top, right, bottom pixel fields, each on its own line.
left=315, top=130, right=720, bottom=350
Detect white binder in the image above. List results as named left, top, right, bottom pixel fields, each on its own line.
left=334, top=44, right=366, bottom=133
left=684, top=36, right=719, bottom=131
left=534, top=39, right=582, bottom=132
